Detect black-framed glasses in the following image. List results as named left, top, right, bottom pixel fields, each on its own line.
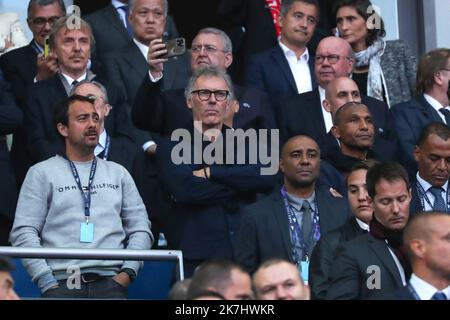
left=190, top=44, right=227, bottom=54
left=29, top=16, right=60, bottom=26
left=191, top=89, right=230, bottom=101
left=315, top=55, right=351, bottom=64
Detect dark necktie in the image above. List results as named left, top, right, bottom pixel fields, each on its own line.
left=118, top=6, right=133, bottom=37
left=439, top=108, right=450, bottom=126
left=301, top=201, right=312, bottom=242
left=429, top=187, right=446, bottom=212
left=431, top=292, right=447, bottom=300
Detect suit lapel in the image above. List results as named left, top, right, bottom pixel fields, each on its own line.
left=273, top=193, right=294, bottom=260
left=271, top=46, right=298, bottom=94
left=315, top=188, right=332, bottom=233
left=105, top=4, right=130, bottom=42
left=416, top=95, right=445, bottom=123
left=123, top=42, right=148, bottom=80
left=308, top=55, right=317, bottom=88
left=309, top=89, right=327, bottom=134
left=369, top=236, right=404, bottom=286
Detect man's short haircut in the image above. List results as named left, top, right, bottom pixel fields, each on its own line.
left=280, top=0, right=320, bottom=18
left=196, top=27, right=233, bottom=53
left=49, top=16, right=95, bottom=49
left=416, top=49, right=450, bottom=95
left=332, top=0, right=386, bottom=46
left=186, top=259, right=246, bottom=300
left=129, top=0, right=169, bottom=16
left=184, top=67, right=235, bottom=101
left=345, top=159, right=379, bottom=186
left=168, top=279, right=191, bottom=300
left=416, top=122, right=450, bottom=147
left=70, top=80, right=110, bottom=104
left=281, top=135, right=320, bottom=158
left=0, top=257, right=15, bottom=272
left=366, top=162, right=410, bottom=199
left=27, top=0, right=66, bottom=18
left=332, top=101, right=368, bottom=125
left=54, top=94, right=95, bottom=127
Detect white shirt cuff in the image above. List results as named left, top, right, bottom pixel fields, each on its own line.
left=142, top=141, right=156, bottom=151
left=148, top=71, right=163, bottom=83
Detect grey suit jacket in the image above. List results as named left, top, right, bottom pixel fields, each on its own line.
left=380, top=40, right=417, bottom=107
left=326, top=233, right=407, bottom=300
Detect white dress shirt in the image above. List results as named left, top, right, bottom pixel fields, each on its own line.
left=410, top=273, right=450, bottom=300
left=318, top=86, right=333, bottom=133
left=95, top=129, right=107, bottom=157
left=278, top=41, right=312, bottom=94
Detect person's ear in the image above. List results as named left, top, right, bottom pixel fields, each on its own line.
left=331, top=125, right=340, bottom=139
left=57, top=123, right=68, bottom=138
left=323, top=99, right=332, bottom=113
left=186, top=97, right=193, bottom=110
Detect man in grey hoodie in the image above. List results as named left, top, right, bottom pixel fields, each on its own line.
left=10, top=94, right=153, bottom=299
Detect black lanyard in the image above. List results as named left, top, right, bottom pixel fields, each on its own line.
left=416, top=182, right=449, bottom=213
left=68, top=158, right=97, bottom=221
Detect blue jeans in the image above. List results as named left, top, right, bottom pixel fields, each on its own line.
left=41, top=274, right=128, bottom=299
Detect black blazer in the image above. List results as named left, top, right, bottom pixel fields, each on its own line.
left=326, top=233, right=407, bottom=300
left=100, top=40, right=190, bottom=104
left=24, top=74, right=135, bottom=163
left=244, top=45, right=317, bottom=114
left=132, top=76, right=276, bottom=136
left=281, top=88, right=398, bottom=159
left=392, top=95, right=446, bottom=177
left=234, top=186, right=351, bottom=273
left=309, top=218, right=366, bottom=300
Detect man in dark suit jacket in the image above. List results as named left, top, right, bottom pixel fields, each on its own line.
left=281, top=37, right=395, bottom=152
left=389, top=212, right=450, bottom=300
left=244, top=0, right=319, bottom=113
left=83, top=0, right=179, bottom=69
left=235, top=135, right=350, bottom=274
left=132, top=27, right=276, bottom=136
left=101, top=0, right=190, bottom=105
left=155, top=68, right=276, bottom=276
left=0, top=0, right=65, bottom=184
left=407, top=123, right=450, bottom=216
left=327, top=162, right=412, bottom=300
left=310, top=160, right=375, bottom=299
left=0, top=79, right=22, bottom=245
left=25, top=17, right=134, bottom=164
left=392, top=49, right=450, bottom=177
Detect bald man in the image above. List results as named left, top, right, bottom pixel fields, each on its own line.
left=281, top=37, right=394, bottom=156
left=235, top=135, right=350, bottom=273
left=389, top=212, right=450, bottom=300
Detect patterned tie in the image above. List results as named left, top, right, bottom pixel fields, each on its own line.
left=118, top=6, right=133, bottom=37
left=431, top=292, right=447, bottom=300
left=429, top=187, right=447, bottom=212
left=439, top=108, right=450, bottom=126
left=301, top=201, right=312, bottom=243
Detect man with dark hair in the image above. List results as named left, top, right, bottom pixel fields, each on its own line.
left=392, top=49, right=450, bottom=176
left=0, top=257, right=19, bottom=300
left=389, top=212, right=450, bottom=300
left=25, top=16, right=134, bottom=165
left=253, top=259, right=310, bottom=300
left=244, top=0, right=319, bottom=109
left=410, top=122, right=450, bottom=215
left=327, top=162, right=412, bottom=300
left=11, top=95, right=152, bottom=299
left=187, top=259, right=253, bottom=300
left=0, top=0, right=66, bottom=185
left=235, top=135, right=349, bottom=274
left=310, top=160, right=376, bottom=299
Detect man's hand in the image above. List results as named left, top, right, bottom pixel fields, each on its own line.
left=36, top=52, right=59, bottom=81
left=112, top=272, right=131, bottom=288
left=147, top=38, right=168, bottom=79
left=193, top=167, right=210, bottom=179
left=146, top=144, right=157, bottom=156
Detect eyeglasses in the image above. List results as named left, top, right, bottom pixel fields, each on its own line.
left=191, top=89, right=230, bottom=101
left=29, top=16, right=61, bottom=27
left=315, top=55, right=351, bottom=64
left=190, top=44, right=227, bottom=54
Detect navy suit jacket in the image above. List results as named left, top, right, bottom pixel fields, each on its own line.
left=24, top=74, right=135, bottom=164
left=234, top=186, right=350, bottom=273
left=244, top=45, right=316, bottom=115
left=132, top=76, right=276, bottom=136
left=392, top=95, right=446, bottom=177
left=326, top=233, right=407, bottom=300
left=281, top=88, right=398, bottom=160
